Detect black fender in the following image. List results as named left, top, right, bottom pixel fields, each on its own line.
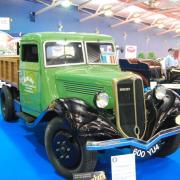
left=144, top=89, right=180, bottom=139
left=46, top=98, right=121, bottom=140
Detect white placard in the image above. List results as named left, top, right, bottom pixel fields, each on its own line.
left=0, top=17, right=10, bottom=30
left=125, top=45, right=137, bottom=59
left=111, top=154, right=136, bottom=180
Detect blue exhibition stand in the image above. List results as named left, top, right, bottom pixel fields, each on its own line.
left=0, top=112, right=180, bottom=180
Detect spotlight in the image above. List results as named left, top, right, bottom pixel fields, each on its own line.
left=103, top=5, right=113, bottom=17
left=104, top=9, right=113, bottom=17
left=158, top=24, right=164, bottom=29
left=134, top=18, right=141, bottom=23
left=133, top=14, right=140, bottom=18
left=61, top=0, right=72, bottom=8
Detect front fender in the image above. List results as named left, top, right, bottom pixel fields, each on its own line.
left=48, top=98, right=121, bottom=140
left=145, top=89, right=180, bottom=139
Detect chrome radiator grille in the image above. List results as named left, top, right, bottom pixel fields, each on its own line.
left=114, top=77, right=146, bottom=139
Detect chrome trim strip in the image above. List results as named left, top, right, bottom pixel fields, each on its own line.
left=133, top=78, right=139, bottom=138
left=86, top=126, right=180, bottom=151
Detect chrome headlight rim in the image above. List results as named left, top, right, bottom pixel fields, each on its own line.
left=155, top=85, right=167, bottom=100
left=94, top=91, right=109, bottom=109
left=175, top=115, right=180, bottom=126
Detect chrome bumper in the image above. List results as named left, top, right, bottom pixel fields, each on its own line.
left=86, top=126, right=180, bottom=151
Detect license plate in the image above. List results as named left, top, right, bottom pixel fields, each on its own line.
left=133, top=144, right=160, bottom=158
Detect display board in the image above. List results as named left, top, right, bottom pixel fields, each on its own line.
left=125, top=45, right=137, bottom=59
left=0, top=31, right=20, bottom=56
left=0, top=17, right=10, bottom=30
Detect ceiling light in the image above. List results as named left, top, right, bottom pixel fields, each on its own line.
left=61, top=0, right=72, bottom=8
left=158, top=24, right=164, bottom=29
left=92, top=0, right=118, bottom=5
left=157, top=20, right=163, bottom=24
left=133, top=13, right=140, bottom=18
left=154, top=1, right=160, bottom=7
left=146, top=0, right=160, bottom=8
left=134, top=18, right=141, bottom=23
left=104, top=9, right=113, bottom=16
left=170, top=0, right=178, bottom=2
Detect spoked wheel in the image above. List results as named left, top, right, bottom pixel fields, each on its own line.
left=45, top=117, right=97, bottom=178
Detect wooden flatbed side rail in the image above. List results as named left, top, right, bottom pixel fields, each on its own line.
left=0, top=56, right=19, bottom=88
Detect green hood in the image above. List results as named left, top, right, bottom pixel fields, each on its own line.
left=55, top=65, right=131, bottom=85
left=54, top=64, right=133, bottom=109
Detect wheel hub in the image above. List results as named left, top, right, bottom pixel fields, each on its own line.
left=52, top=131, right=81, bottom=169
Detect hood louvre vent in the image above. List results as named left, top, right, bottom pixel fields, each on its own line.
left=63, top=81, right=103, bottom=95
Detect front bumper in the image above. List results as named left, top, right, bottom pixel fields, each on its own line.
left=86, top=126, right=180, bottom=151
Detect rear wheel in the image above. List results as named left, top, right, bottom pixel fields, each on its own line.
left=0, top=86, right=15, bottom=121
left=45, top=117, right=97, bottom=178
left=155, top=135, right=180, bottom=157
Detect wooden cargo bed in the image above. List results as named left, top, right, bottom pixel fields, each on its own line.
left=0, top=56, right=19, bottom=88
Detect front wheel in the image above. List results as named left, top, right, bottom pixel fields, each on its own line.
left=154, top=135, right=180, bottom=157
left=45, top=117, right=97, bottom=178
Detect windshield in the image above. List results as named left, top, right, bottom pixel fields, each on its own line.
left=45, top=41, right=84, bottom=66
left=86, top=42, right=116, bottom=64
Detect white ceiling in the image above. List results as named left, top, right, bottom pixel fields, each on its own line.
left=34, top=0, right=180, bottom=38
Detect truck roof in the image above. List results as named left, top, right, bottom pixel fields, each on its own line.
left=21, top=32, right=113, bottom=42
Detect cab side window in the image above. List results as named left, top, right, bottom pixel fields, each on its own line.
left=22, top=44, right=38, bottom=62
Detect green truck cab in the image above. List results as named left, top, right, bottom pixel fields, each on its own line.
left=0, top=32, right=180, bottom=178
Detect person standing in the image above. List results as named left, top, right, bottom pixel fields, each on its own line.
left=165, top=48, right=177, bottom=69
left=164, top=48, right=177, bottom=80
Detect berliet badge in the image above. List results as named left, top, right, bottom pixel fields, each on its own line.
left=119, top=87, right=131, bottom=91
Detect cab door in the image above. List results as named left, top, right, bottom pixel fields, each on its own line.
left=19, top=43, right=41, bottom=116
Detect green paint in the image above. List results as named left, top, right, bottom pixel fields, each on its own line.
left=19, top=32, right=133, bottom=117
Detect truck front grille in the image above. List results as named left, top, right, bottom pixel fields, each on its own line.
left=114, top=77, right=146, bottom=139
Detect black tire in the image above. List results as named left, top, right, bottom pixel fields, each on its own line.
left=45, top=117, right=97, bottom=178
left=0, top=86, right=15, bottom=121
left=155, top=135, right=180, bottom=157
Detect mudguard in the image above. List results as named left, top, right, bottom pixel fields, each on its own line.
left=47, top=98, right=121, bottom=140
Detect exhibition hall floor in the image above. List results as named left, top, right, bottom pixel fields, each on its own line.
left=0, top=113, right=180, bottom=180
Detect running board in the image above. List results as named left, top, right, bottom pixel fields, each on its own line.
left=86, top=126, right=180, bottom=151
left=14, top=100, right=47, bottom=128
left=16, top=112, right=35, bottom=123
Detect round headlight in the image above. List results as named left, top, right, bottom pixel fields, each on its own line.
left=175, top=115, right=180, bottom=125
left=95, top=92, right=109, bottom=108
left=155, top=85, right=166, bottom=100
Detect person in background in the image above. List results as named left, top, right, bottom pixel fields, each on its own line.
left=164, top=48, right=177, bottom=80
left=160, top=57, right=166, bottom=78
left=165, top=48, right=177, bottom=69
left=174, top=56, right=180, bottom=68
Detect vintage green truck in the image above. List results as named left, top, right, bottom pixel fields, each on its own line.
left=0, top=32, right=180, bottom=178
